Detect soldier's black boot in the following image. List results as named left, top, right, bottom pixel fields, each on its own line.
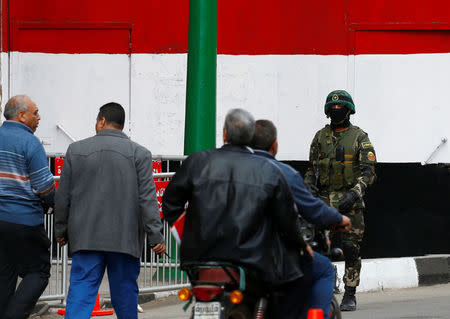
left=340, top=286, right=357, bottom=311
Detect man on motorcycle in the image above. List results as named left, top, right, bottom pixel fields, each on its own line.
left=163, top=108, right=310, bottom=319
left=250, top=119, right=352, bottom=319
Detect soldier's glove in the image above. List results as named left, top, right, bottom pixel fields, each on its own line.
left=305, top=184, right=320, bottom=197
left=338, top=191, right=359, bottom=213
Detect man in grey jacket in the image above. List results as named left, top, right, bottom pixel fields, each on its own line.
left=55, top=102, right=165, bottom=319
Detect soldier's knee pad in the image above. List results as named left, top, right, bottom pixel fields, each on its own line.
left=342, top=241, right=359, bottom=263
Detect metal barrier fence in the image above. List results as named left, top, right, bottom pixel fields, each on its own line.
left=41, top=215, right=68, bottom=304
left=40, top=155, right=187, bottom=305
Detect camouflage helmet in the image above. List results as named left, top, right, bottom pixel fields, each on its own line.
left=324, top=90, right=355, bottom=115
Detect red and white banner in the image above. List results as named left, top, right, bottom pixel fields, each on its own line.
left=3, top=1, right=449, bottom=163
left=54, top=158, right=65, bottom=189
left=155, top=180, right=169, bottom=219
left=152, top=160, right=162, bottom=174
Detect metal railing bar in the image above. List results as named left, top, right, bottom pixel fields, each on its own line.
left=138, top=284, right=190, bottom=294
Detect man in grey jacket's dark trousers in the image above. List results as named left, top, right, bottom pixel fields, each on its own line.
left=55, top=102, right=165, bottom=319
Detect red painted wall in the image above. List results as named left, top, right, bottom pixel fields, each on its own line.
left=2, top=0, right=450, bottom=54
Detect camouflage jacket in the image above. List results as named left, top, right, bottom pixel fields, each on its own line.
left=304, top=124, right=376, bottom=204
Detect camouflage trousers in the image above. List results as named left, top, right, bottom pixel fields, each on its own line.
left=319, top=192, right=365, bottom=287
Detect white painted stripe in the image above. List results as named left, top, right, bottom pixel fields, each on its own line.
left=334, top=257, right=419, bottom=293
left=1, top=52, right=449, bottom=163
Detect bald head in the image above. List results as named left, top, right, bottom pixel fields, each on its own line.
left=223, top=108, right=255, bottom=145
left=4, top=95, right=40, bottom=132
left=4, top=95, right=30, bottom=120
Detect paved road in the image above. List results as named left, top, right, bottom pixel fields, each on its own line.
left=42, top=283, right=450, bottom=319
left=342, top=283, right=450, bottom=319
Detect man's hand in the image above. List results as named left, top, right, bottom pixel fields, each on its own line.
left=56, top=237, right=67, bottom=246
left=338, top=191, right=359, bottom=213
left=332, top=215, right=352, bottom=232
left=151, top=242, right=166, bottom=255
left=305, top=244, right=315, bottom=258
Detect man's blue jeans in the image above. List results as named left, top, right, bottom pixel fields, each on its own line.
left=303, top=252, right=335, bottom=319
left=65, top=251, right=140, bottom=319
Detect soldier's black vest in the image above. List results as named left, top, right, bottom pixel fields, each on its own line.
left=316, top=125, right=362, bottom=192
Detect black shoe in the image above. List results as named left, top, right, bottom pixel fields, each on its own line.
left=340, top=286, right=356, bottom=311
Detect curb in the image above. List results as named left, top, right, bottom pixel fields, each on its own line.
left=334, top=254, right=450, bottom=293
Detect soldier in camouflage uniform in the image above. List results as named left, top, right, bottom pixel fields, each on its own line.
left=304, top=90, right=376, bottom=312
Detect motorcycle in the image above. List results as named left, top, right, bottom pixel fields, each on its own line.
left=176, top=224, right=344, bottom=319
left=179, top=261, right=270, bottom=319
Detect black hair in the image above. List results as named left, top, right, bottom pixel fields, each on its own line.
left=98, top=102, right=125, bottom=129
left=250, top=119, right=277, bottom=151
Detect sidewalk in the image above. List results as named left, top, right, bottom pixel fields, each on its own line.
left=36, top=254, right=449, bottom=318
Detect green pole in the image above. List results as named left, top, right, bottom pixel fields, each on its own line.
left=184, top=0, right=217, bottom=155
left=159, top=0, right=217, bottom=281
